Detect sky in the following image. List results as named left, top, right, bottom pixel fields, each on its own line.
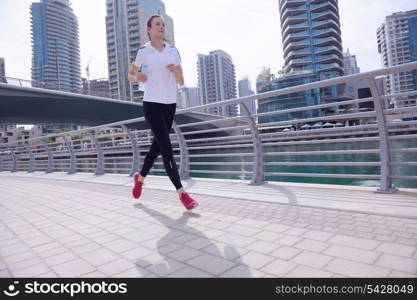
left=1, top=0, right=417, bottom=91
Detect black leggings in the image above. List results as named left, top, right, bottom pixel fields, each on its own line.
left=140, top=101, right=183, bottom=190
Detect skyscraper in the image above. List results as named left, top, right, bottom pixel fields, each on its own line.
left=197, top=50, right=238, bottom=117
left=257, top=0, right=344, bottom=124
left=257, top=73, right=322, bottom=123
left=280, top=0, right=343, bottom=78
left=106, top=0, right=174, bottom=102
left=0, top=58, right=6, bottom=83
left=343, top=49, right=360, bottom=75
left=181, top=87, right=200, bottom=108
left=256, top=67, right=272, bottom=84
left=238, top=77, right=256, bottom=117
left=31, top=0, right=81, bottom=92
left=377, top=9, right=417, bottom=107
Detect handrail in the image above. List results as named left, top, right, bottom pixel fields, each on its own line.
left=1, top=61, right=417, bottom=146
left=1, top=61, right=417, bottom=192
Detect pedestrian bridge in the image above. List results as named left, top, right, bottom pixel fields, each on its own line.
left=1, top=62, right=417, bottom=278
left=0, top=78, right=226, bottom=129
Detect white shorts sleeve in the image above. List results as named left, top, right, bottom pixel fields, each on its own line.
left=133, top=48, right=144, bottom=68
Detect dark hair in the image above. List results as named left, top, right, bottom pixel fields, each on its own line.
left=146, top=15, right=169, bottom=42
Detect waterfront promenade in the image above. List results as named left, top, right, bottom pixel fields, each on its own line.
left=1, top=172, right=416, bottom=278
left=1, top=61, right=417, bottom=278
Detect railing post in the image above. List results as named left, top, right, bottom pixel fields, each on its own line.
left=0, top=151, right=3, bottom=172
left=239, top=102, right=264, bottom=185
left=10, top=148, right=17, bottom=172
left=172, top=121, right=190, bottom=180
left=369, top=77, right=398, bottom=193
left=64, top=136, right=76, bottom=174
left=27, top=144, right=35, bottom=173
left=122, top=125, right=141, bottom=177
left=45, top=142, right=54, bottom=173
left=90, top=132, right=105, bottom=176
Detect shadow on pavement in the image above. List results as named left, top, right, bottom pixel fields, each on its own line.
left=132, top=203, right=252, bottom=278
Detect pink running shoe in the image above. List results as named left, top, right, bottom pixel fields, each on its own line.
left=180, top=192, right=199, bottom=210
left=132, top=172, right=143, bottom=199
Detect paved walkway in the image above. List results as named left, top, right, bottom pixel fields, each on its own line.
left=0, top=172, right=417, bottom=278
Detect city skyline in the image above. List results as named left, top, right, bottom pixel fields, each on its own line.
left=1, top=0, right=416, bottom=90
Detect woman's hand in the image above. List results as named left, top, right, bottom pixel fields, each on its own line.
left=136, top=72, right=148, bottom=82
left=166, top=64, right=184, bottom=86
left=128, top=64, right=148, bottom=83
left=166, top=64, right=179, bottom=74
left=128, top=72, right=147, bottom=83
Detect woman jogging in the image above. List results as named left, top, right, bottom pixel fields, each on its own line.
left=127, top=15, right=198, bottom=210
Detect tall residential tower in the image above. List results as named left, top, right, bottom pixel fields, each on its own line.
left=197, top=50, right=238, bottom=117
left=238, top=77, right=256, bottom=117
left=258, top=0, right=344, bottom=124
left=377, top=9, right=417, bottom=107
left=31, top=0, right=81, bottom=92
left=343, top=49, right=360, bottom=75
left=280, top=0, right=343, bottom=78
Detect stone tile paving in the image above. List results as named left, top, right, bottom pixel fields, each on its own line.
left=0, top=177, right=416, bottom=278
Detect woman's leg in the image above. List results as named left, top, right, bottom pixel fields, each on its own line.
left=140, top=102, right=198, bottom=209
left=143, top=102, right=183, bottom=190
left=139, top=137, right=160, bottom=178
left=138, top=102, right=161, bottom=180
left=160, top=104, right=186, bottom=195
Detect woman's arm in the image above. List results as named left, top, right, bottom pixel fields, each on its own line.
left=128, top=64, right=148, bottom=83
left=167, top=64, right=184, bottom=86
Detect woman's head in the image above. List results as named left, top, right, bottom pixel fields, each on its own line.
left=147, top=15, right=168, bottom=42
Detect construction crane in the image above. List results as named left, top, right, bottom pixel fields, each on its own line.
left=85, top=57, right=92, bottom=94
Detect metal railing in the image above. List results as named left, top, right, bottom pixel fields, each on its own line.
left=2, top=77, right=132, bottom=100
left=1, top=61, right=417, bottom=193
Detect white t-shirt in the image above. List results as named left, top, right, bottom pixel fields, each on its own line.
left=133, top=41, right=181, bottom=104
